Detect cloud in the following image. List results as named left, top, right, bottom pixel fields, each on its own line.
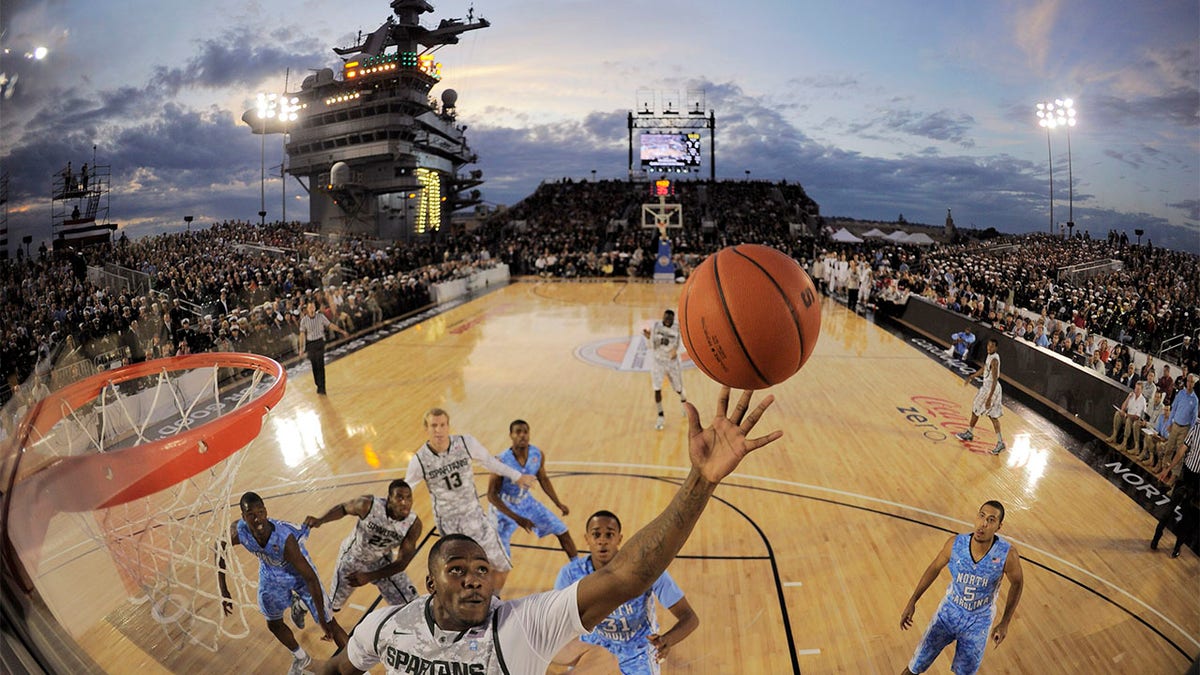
left=148, top=27, right=330, bottom=95
left=847, top=109, right=977, bottom=147
left=1011, top=0, right=1064, bottom=73
left=1168, top=198, right=1200, bottom=222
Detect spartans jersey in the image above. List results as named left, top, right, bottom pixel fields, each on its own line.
left=345, top=585, right=586, bottom=675
left=339, top=497, right=418, bottom=564
left=235, top=518, right=314, bottom=585
left=414, top=435, right=488, bottom=528
left=943, top=533, right=1010, bottom=613
left=648, top=321, right=681, bottom=362
left=981, top=353, right=1000, bottom=388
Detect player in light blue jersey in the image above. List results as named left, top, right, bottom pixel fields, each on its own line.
left=553, top=510, right=699, bottom=674
left=487, top=419, right=578, bottom=561
left=219, top=491, right=348, bottom=675
left=899, top=501, right=1025, bottom=675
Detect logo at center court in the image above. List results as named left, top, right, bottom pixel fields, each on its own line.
left=575, top=336, right=696, bottom=373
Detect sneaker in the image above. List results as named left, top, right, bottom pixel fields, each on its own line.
left=655, top=415, right=665, bottom=431
left=955, top=430, right=974, bottom=441
left=991, top=440, right=1006, bottom=455
left=290, top=593, right=307, bottom=629
left=288, top=653, right=312, bottom=675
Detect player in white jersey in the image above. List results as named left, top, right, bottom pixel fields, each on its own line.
left=319, top=387, right=784, bottom=675
left=899, top=501, right=1025, bottom=674
left=954, top=338, right=1006, bottom=454
left=405, top=407, right=537, bottom=593
left=303, top=479, right=423, bottom=612
left=643, top=309, right=687, bottom=430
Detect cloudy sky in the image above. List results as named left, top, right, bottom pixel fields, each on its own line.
left=1, top=0, right=1197, bottom=252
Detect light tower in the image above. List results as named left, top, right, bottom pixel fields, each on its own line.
left=1035, top=99, right=1076, bottom=237
left=1034, top=101, right=1057, bottom=235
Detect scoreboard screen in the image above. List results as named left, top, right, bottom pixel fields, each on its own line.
left=640, top=133, right=701, bottom=172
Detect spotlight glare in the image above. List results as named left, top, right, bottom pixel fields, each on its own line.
left=33, top=47, right=48, bottom=60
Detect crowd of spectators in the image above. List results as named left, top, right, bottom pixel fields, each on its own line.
left=815, top=233, right=1200, bottom=391
left=2, top=176, right=1197, bottom=425
left=481, top=178, right=816, bottom=280
left=0, top=219, right=501, bottom=414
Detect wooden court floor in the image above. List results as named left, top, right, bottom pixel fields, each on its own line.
left=27, top=279, right=1200, bottom=674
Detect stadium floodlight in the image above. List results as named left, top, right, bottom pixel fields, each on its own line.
left=1036, top=99, right=1078, bottom=237
left=1034, top=101, right=1056, bottom=235
left=256, top=93, right=279, bottom=225
left=277, top=95, right=299, bottom=223
left=1054, top=99, right=1077, bottom=235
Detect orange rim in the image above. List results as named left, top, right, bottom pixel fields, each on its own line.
left=12, top=353, right=286, bottom=512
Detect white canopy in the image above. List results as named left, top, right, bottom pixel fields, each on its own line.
left=885, top=229, right=910, bottom=241
left=831, top=227, right=863, bottom=243
left=904, top=232, right=937, bottom=246
left=861, top=228, right=888, bottom=238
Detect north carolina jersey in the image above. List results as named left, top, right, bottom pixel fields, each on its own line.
left=908, top=534, right=1011, bottom=674
left=491, top=446, right=568, bottom=556
left=236, top=518, right=314, bottom=584
left=413, top=435, right=489, bottom=528
left=339, top=497, right=418, bottom=563
left=237, top=518, right=333, bottom=622
left=943, top=533, right=1010, bottom=613
left=555, top=555, right=683, bottom=644
left=648, top=321, right=681, bottom=362
left=345, top=585, right=586, bottom=675
left=495, top=446, right=544, bottom=505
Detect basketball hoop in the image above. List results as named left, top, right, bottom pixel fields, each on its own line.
left=14, top=352, right=284, bottom=512
left=656, top=220, right=669, bottom=240
left=5, top=353, right=285, bottom=651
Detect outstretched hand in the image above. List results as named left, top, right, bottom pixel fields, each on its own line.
left=684, top=388, right=782, bottom=485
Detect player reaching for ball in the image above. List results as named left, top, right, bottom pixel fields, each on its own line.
left=643, top=309, right=687, bottom=430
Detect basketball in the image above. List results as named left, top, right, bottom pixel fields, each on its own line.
left=678, top=244, right=821, bottom=389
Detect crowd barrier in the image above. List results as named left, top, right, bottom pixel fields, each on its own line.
left=430, top=264, right=510, bottom=304
left=889, top=295, right=1127, bottom=436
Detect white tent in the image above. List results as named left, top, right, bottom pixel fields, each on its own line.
left=861, top=228, right=888, bottom=238
left=885, top=229, right=910, bottom=241
left=904, top=232, right=937, bottom=246
left=831, top=227, right=863, bottom=243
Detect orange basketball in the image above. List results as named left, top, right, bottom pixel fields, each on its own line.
left=678, top=244, right=821, bottom=389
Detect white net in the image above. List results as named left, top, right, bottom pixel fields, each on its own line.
left=77, top=449, right=256, bottom=650
left=28, top=362, right=279, bottom=652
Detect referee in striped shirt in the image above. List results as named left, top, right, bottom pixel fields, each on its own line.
left=299, top=301, right=348, bottom=395
left=1152, top=418, right=1199, bottom=558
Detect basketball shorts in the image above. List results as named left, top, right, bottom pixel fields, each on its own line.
left=971, top=383, right=1003, bottom=419
left=650, top=358, right=683, bottom=393
left=908, top=605, right=992, bottom=675
left=492, top=497, right=568, bottom=557
left=438, top=512, right=513, bottom=572
left=582, top=634, right=660, bottom=675
left=259, top=573, right=332, bottom=624
left=330, top=553, right=419, bottom=611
